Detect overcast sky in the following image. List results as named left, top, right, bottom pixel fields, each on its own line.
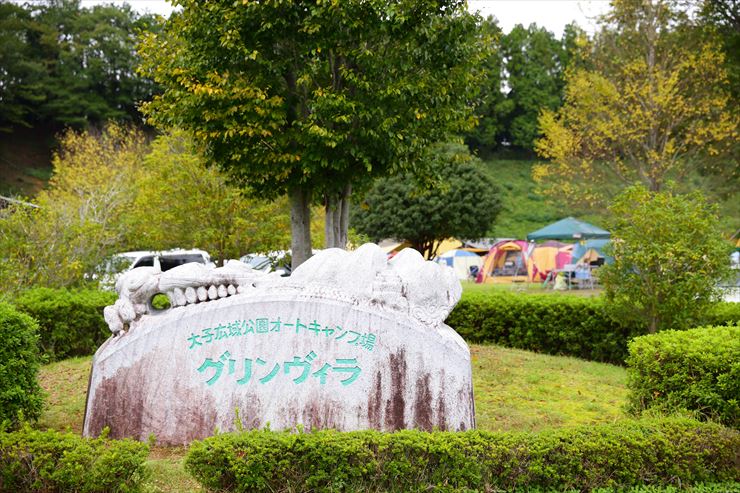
left=76, top=0, right=612, bottom=37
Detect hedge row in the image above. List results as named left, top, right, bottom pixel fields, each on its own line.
left=13, top=287, right=116, bottom=361
left=445, top=292, right=740, bottom=364
left=627, top=325, right=740, bottom=428
left=0, top=427, right=149, bottom=492
left=0, top=303, right=43, bottom=426
left=8, top=287, right=740, bottom=364
left=185, top=418, right=739, bottom=492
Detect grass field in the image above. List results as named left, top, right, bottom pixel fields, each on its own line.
left=461, top=279, right=603, bottom=297
left=37, top=345, right=628, bottom=492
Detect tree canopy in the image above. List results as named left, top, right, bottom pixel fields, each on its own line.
left=534, top=0, right=738, bottom=206
left=0, top=125, right=290, bottom=293
left=0, top=0, right=159, bottom=131
left=352, top=143, right=501, bottom=259
left=138, top=0, right=486, bottom=266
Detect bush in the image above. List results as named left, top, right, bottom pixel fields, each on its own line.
left=0, top=426, right=149, bottom=492
left=446, top=292, right=635, bottom=364
left=0, top=303, right=43, bottom=426
left=14, top=287, right=116, bottom=361
left=445, top=292, right=740, bottom=364
left=703, top=301, right=740, bottom=326
left=599, top=187, right=731, bottom=333
left=185, top=418, right=739, bottom=492
left=626, top=325, right=740, bottom=428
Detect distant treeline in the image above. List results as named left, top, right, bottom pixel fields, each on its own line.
left=0, top=0, right=159, bottom=132
left=0, top=1, right=581, bottom=154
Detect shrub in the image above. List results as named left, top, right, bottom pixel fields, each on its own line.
left=446, top=292, right=635, bottom=364
left=14, top=287, right=116, bottom=360
left=626, top=325, right=740, bottom=428
left=185, top=418, right=739, bottom=492
left=599, top=187, right=731, bottom=333
left=0, top=426, right=149, bottom=492
left=0, top=303, right=43, bottom=426
left=445, top=292, right=740, bottom=364
left=704, top=302, right=740, bottom=326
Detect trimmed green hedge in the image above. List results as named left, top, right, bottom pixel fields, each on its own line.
left=0, top=427, right=149, bottom=492
left=0, top=303, right=43, bottom=426
left=627, top=325, right=740, bottom=428
left=185, top=418, right=739, bottom=492
left=446, top=292, right=633, bottom=363
left=445, top=292, right=740, bottom=364
left=14, top=287, right=116, bottom=361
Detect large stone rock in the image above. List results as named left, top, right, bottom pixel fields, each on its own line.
left=83, top=244, right=475, bottom=445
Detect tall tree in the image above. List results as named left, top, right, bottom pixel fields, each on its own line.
left=33, top=0, right=159, bottom=128
left=464, top=16, right=506, bottom=155
left=535, top=0, right=738, bottom=206
left=0, top=0, right=160, bottom=131
left=139, top=0, right=485, bottom=267
left=353, top=143, right=501, bottom=259
left=500, top=23, right=567, bottom=151
left=0, top=2, right=47, bottom=132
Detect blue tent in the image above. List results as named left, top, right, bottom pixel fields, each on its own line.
left=527, top=217, right=610, bottom=241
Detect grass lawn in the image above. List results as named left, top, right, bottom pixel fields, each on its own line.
left=37, top=345, right=628, bottom=492
left=461, top=279, right=603, bottom=297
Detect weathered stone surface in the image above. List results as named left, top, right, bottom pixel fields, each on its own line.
left=84, top=244, right=475, bottom=445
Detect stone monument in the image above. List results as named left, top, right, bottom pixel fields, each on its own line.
left=83, top=244, right=475, bottom=445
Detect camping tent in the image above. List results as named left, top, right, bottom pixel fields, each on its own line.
left=527, top=217, right=610, bottom=241
left=476, top=240, right=532, bottom=283
left=435, top=249, right=483, bottom=280
left=571, top=239, right=613, bottom=265
left=527, top=241, right=573, bottom=281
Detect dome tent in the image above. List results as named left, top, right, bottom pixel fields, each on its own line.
left=435, top=249, right=483, bottom=280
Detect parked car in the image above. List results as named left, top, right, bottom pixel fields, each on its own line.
left=239, top=251, right=292, bottom=277
left=97, top=249, right=214, bottom=289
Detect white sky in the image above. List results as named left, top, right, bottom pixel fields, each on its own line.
left=76, top=0, right=612, bottom=37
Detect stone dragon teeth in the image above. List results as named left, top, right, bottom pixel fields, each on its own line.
left=103, top=243, right=462, bottom=335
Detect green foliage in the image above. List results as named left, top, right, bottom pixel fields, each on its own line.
left=535, top=0, right=737, bottom=207
left=600, top=186, right=732, bottom=333
left=0, top=3, right=46, bottom=132
left=140, top=0, right=484, bottom=196
left=139, top=0, right=486, bottom=257
left=627, top=325, right=740, bottom=428
left=499, top=24, right=571, bottom=150
left=0, top=124, right=147, bottom=291
left=466, top=21, right=585, bottom=154
left=127, top=129, right=291, bottom=263
left=353, top=143, right=501, bottom=258
left=446, top=291, right=739, bottom=364
left=0, top=426, right=150, bottom=492
left=446, top=291, right=634, bottom=364
left=0, top=1, right=159, bottom=131
left=185, top=418, right=739, bottom=492
left=465, top=16, right=507, bottom=154
left=13, top=287, right=116, bottom=361
left=0, top=125, right=291, bottom=292
left=0, top=302, right=43, bottom=427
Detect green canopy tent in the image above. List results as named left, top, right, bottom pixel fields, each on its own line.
left=527, top=217, right=610, bottom=241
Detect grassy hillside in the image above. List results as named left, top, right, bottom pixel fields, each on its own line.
left=479, top=157, right=611, bottom=240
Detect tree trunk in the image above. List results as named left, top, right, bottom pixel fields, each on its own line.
left=324, top=183, right=352, bottom=249
left=289, top=187, right=312, bottom=270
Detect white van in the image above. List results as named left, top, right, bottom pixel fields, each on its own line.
left=98, top=249, right=214, bottom=289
